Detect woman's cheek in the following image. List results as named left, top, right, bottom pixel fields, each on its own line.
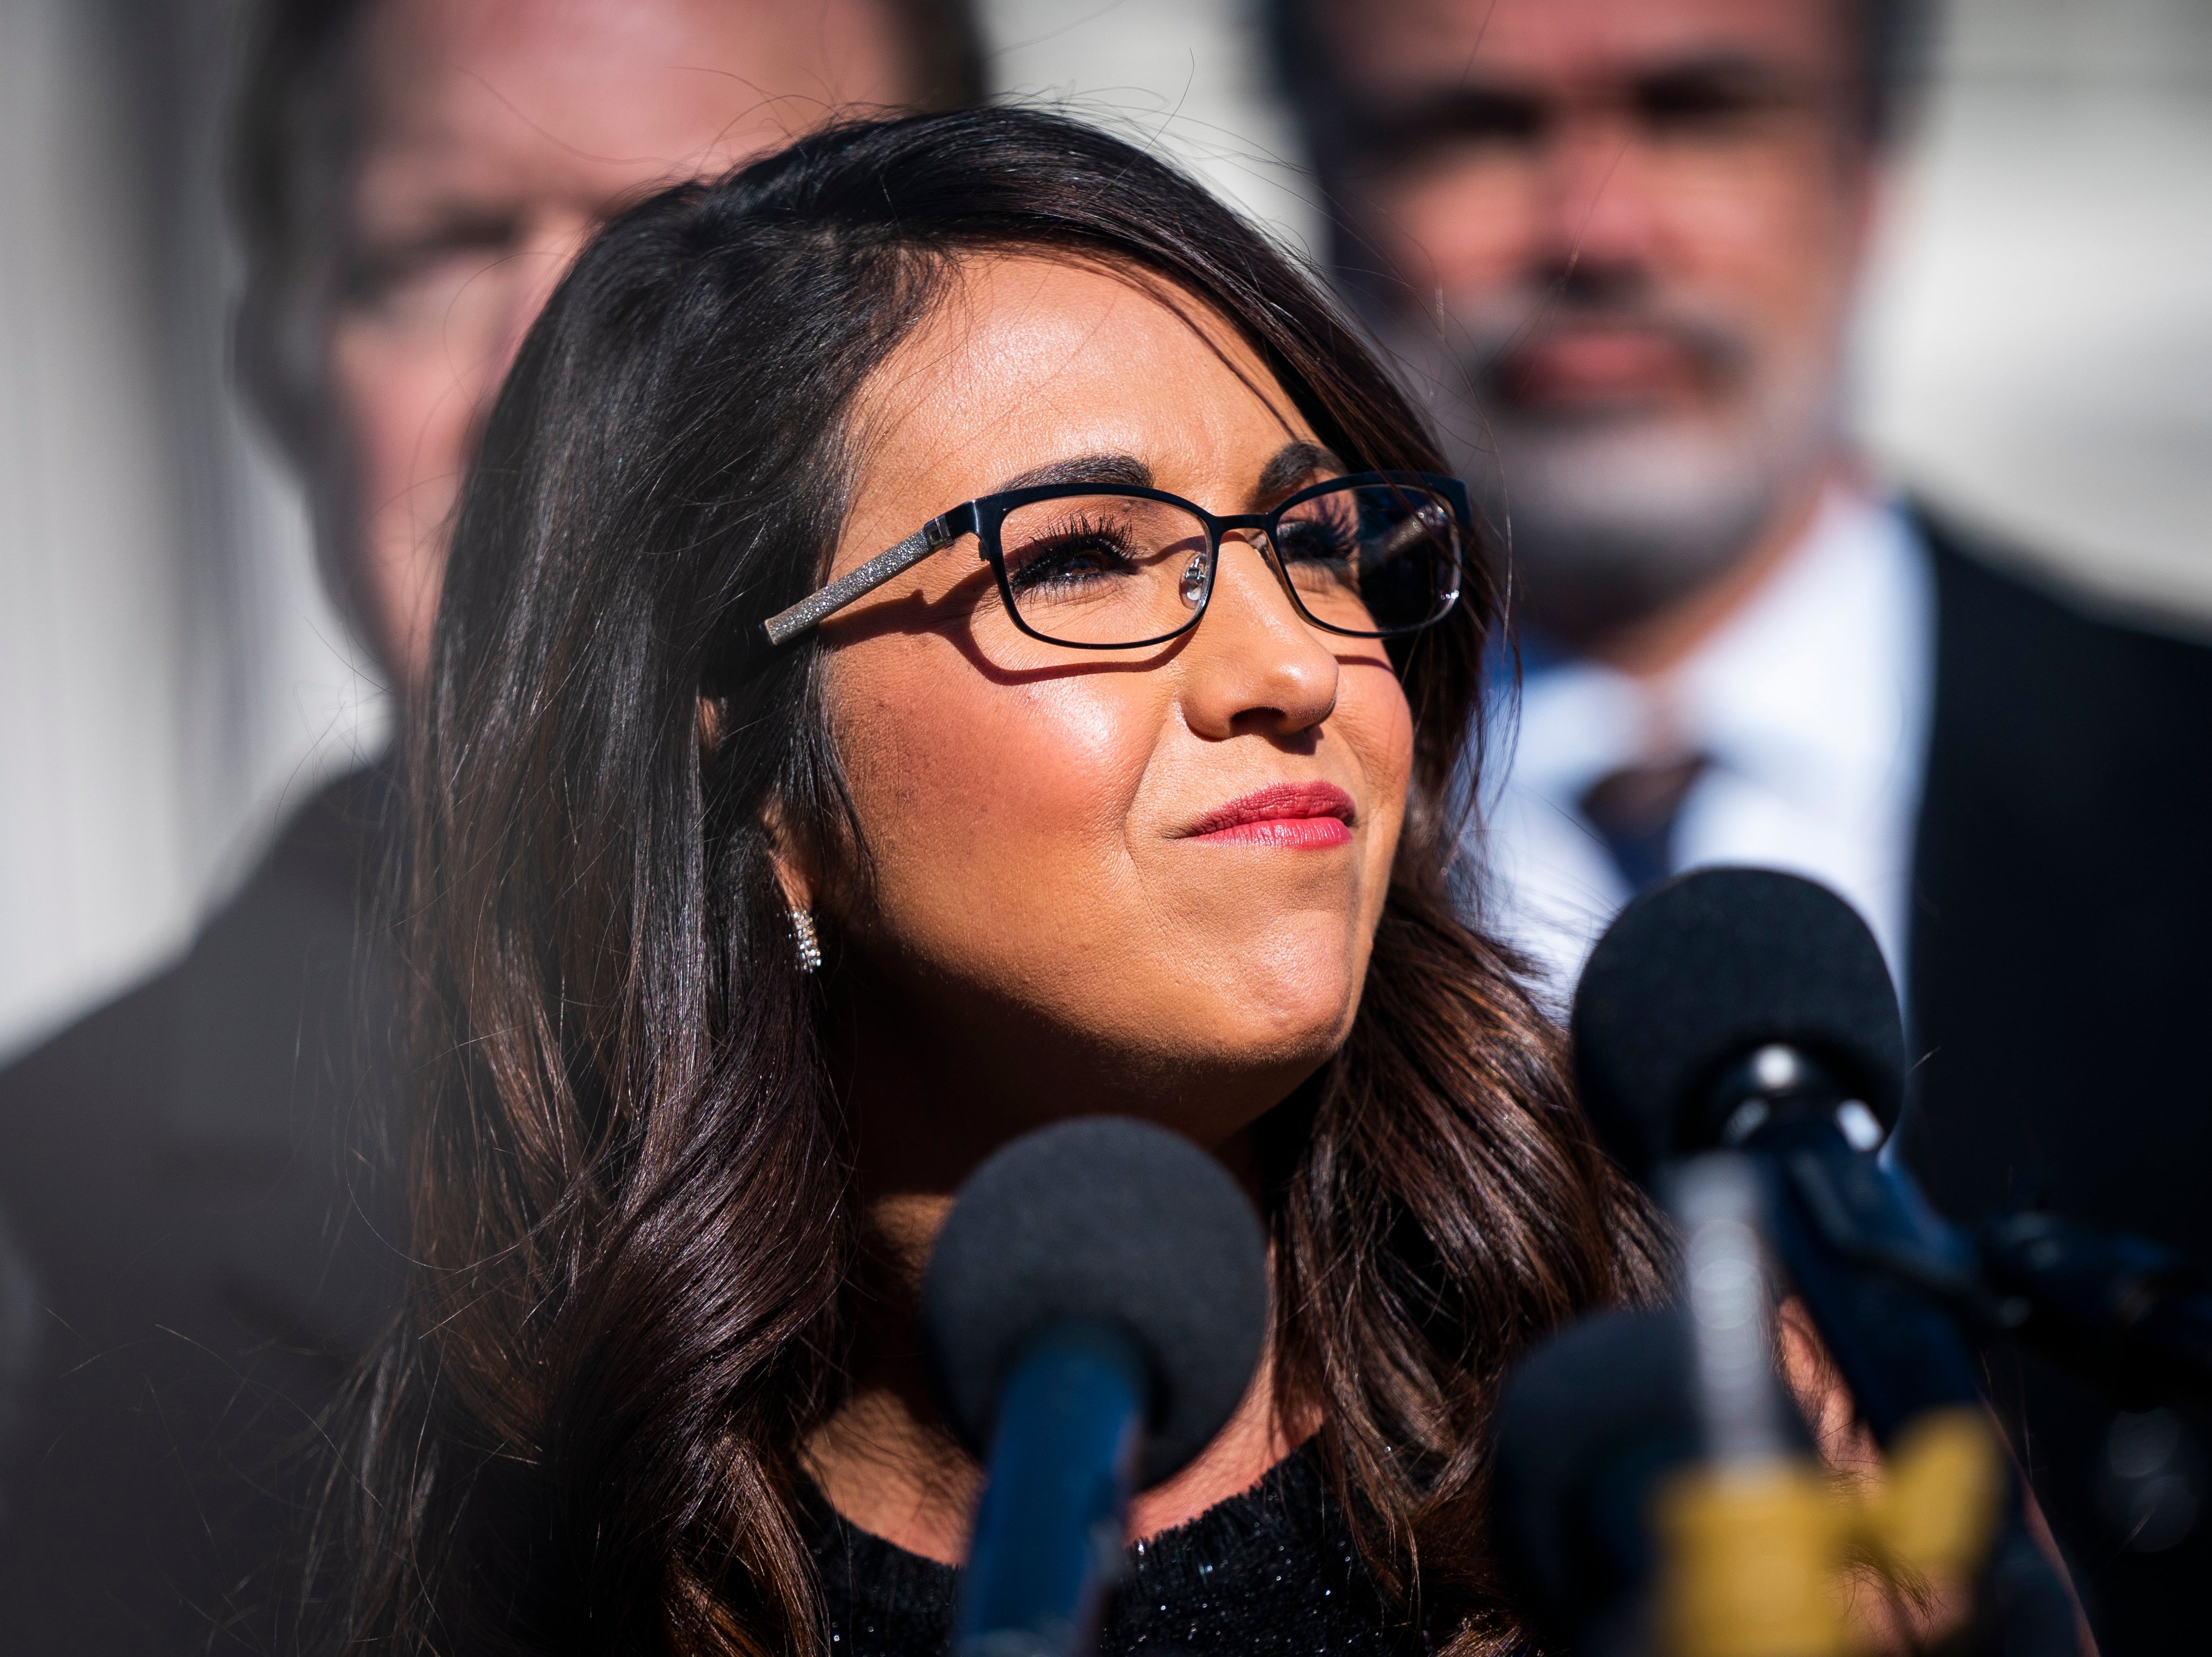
left=1007, top=679, right=1153, bottom=830
left=830, top=647, right=1154, bottom=915
left=1342, top=663, right=1416, bottom=866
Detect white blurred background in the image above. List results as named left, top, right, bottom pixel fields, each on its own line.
left=2, top=0, right=2207, bottom=1063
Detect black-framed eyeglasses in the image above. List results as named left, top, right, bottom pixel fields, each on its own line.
left=760, top=471, right=1470, bottom=652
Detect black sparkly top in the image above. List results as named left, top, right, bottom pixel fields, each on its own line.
left=805, top=1446, right=1429, bottom=1656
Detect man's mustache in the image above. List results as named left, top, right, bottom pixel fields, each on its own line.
left=1434, top=287, right=1756, bottom=401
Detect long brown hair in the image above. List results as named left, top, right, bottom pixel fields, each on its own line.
left=334, top=107, right=1663, bottom=1655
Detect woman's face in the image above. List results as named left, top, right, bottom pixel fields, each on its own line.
left=810, top=255, right=1416, bottom=1164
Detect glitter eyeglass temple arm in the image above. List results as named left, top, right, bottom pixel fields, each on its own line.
left=759, top=504, right=975, bottom=649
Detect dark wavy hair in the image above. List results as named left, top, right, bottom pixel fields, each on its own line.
left=335, top=107, right=1663, bottom=1654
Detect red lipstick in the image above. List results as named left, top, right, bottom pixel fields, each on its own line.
left=1182, top=781, right=1355, bottom=848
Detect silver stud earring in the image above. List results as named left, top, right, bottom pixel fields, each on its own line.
left=789, top=906, right=823, bottom=974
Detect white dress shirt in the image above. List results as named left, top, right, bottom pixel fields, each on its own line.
left=1472, top=485, right=1937, bottom=1008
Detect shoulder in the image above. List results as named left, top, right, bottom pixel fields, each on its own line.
left=0, top=762, right=407, bottom=1637
left=1914, top=505, right=2212, bottom=812
left=1903, top=508, right=2212, bottom=1233
left=1918, top=506, right=2212, bottom=716
left=0, top=756, right=402, bottom=1258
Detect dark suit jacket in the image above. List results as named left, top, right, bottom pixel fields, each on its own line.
left=0, top=764, right=404, bottom=1654
left=1903, top=514, right=2212, bottom=1653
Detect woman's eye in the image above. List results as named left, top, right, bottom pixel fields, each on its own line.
left=1004, top=526, right=1139, bottom=591
left=1276, top=516, right=1357, bottom=569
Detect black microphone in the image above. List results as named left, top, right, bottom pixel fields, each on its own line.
left=1494, top=1305, right=1795, bottom=1657
left=1492, top=1308, right=1697, bottom=1657
left=1571, top=866, right=1983, bottom=1442
left=1572, top=867, right=2076, bottom=1655
left=923, top=1117, right=1269, bottom=1657
left=1574, top=867, right=2212, bottom=1419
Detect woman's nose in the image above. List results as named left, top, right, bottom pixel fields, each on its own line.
left=1178, top=534, right=1340, bottom=741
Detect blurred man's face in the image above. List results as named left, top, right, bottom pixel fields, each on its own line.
left=1320, top=0, right=1877, bottom=645
left=329, top=0, right=920, bottom=693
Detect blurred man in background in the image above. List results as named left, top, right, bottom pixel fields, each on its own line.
left=0, top=1, right=976, bottom=1647
left=1274, top=0, right=2212, bottom=1645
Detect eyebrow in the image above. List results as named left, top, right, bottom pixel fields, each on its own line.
left=992, top=442, right=1340, bottom=504
left=1258, top=442, right=1341, bottom=501
left=991, top=453, right=1154, bottom=493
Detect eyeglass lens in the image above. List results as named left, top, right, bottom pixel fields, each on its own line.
left=993, top=480, right=1462, bottom=648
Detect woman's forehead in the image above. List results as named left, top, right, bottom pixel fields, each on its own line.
left=849, top=253, right=1314, bottom=511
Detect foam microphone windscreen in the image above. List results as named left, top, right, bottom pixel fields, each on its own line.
left=1571, top=867, right=1905, bottom=1185
left=1492, top=1308, right=1698, bottom=1642
left=923, top=1117, right=1270, bottom=1489
left=1491, top=1307, right=1816, bottom=1646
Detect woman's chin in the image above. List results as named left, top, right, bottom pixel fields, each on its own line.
left=1155, top=977, right=1362, bottom=1094
left=1208, top=933, right=1370, bottom=1053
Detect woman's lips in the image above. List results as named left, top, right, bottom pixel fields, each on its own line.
left=1182, top=781, right=1356, bottom=848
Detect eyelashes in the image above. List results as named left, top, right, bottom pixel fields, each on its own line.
left=1274, top=514, right=1359, bottom=567
left=1002, top=512, right=1143, bottom=593
left=998, top=505, right=1369, bottom=604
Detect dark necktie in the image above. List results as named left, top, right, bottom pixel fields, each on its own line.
left=1578, top=753, right=1709, bottom=895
